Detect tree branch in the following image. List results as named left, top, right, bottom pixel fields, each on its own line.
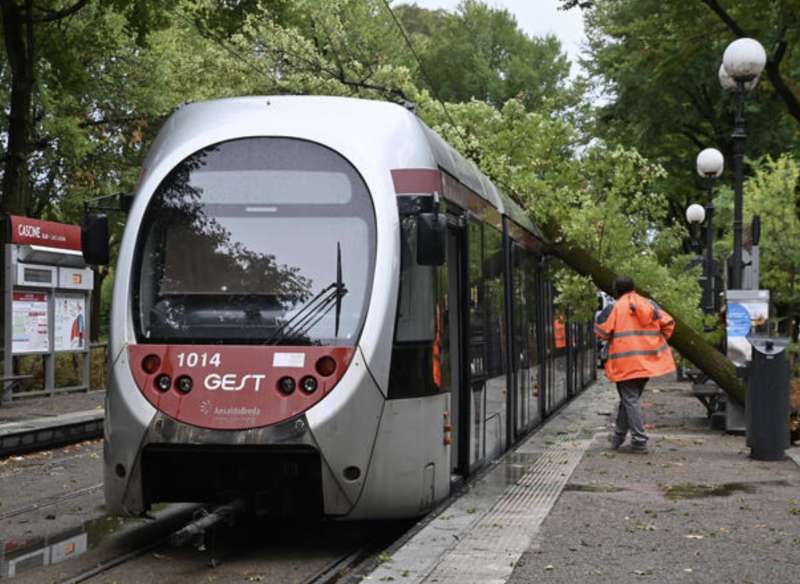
left=679, top=128, right=706, bottom=150
left=31, top=0, right=90, bottom=23
left=79, top=115, right=142, bottom=129
left=764, top=40, right=800, bottom=123
left=700, top=0, right=800, bottom=123
left=699, top=0, right=748, bottom=37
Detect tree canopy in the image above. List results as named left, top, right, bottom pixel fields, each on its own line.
left=569, top=0, right=800, bottom=248
left=397, top=0, right=573, bottom=111
left=3, top=0, right=799, bottom=395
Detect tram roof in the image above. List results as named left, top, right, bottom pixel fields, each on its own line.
left=161, top=96, right=541, bottom=238
left=408, top=111, right=541, bottom=239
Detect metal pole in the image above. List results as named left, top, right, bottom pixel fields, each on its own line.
left=3, top=245, right=13, bottom=405
left=704, top=180, right=715, bottom=314
left=731, top=79, right=747, bottom=290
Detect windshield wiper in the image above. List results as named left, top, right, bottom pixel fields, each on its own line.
left=335, top=242, right=343, bottom=337
left=265, top=243, right=347, bottom=345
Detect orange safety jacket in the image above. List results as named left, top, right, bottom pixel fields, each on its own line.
left=554, top=317, right=567, bottom=349
left=594, top=291, right=676, bottom=382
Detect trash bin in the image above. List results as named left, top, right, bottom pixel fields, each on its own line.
left=746, top=336, right=791, bottom=461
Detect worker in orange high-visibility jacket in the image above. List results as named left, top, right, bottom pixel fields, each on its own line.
left=554, top=315, right=567, bottom=350
left=595, top=276, right=675, bottom=454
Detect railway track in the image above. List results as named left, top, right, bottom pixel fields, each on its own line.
left=300, top=548, right=371, bottom=584
left=57, top=539, right=164, bottom=584
left=0, top=482, right=103, bottom=521
left=57, top=542, right=370, bottom=584
left=29, top=507, right=408, bottom=584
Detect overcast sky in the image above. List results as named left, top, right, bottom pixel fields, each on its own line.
left=404, top=0, right=587, bottom=76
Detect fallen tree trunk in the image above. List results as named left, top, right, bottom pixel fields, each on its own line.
left=545, top=237, right=745, bottom=404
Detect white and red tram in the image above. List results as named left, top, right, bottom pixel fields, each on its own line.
left=91, top=96, right=595, bottom=518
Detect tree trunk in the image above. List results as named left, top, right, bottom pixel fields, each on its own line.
left=0, top=1, right=35, bottom=365
left=545, top=237, right=746, bottom=404
left=2, top=0, right=35, bottom=216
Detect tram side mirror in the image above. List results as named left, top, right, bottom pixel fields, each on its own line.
left=417, top=212, right=446, bottom=266
left=81, top=213, right=110, bottom=265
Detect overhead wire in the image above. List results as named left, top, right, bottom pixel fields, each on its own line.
left=379, top=0, right=469, bottom=149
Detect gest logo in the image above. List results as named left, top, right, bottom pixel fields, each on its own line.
left=204, top=373, right=266, bottom=392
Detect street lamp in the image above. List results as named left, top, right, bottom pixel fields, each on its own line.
left=720, top=37, right=767, bottom=289
left=693, top=148, right=724, bottom=313
left=686, top=204, right=706, bottom=224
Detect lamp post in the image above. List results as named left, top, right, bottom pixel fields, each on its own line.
left=720, top=37, right=767, bottom=290
left=686, top=203, right=708, bottom=310
left=693, top=148, right=724, bottom=313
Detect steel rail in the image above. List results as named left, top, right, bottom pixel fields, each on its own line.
left=57, top=539, right=163, bottom=584
left=301, top=548, right=370, bottom=584
left=53, top=504, right=204, bottom=584
left=0, top=482, right=103, bottom=521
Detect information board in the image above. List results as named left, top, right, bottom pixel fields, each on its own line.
left=726, top=289, right=769, bottom=365
left=55, top=294, right=86, bottom=351
left=12, top=291, right=49, bottom=354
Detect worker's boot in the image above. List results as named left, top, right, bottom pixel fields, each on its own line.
left=608, top=433, right=625, bottom=450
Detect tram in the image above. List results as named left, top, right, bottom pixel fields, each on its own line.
left=86, top=96, right=595, bottom=518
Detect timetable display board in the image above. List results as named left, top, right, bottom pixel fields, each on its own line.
left=55, top=294, right=87, bottom=351
left=12, top=291, right=50, bottom=354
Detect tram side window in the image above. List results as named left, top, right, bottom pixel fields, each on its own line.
left=512, top=245, right=527, bottom=375
left=468, top=220, right=485, bottom=383
left=388, top=213, right=444, bottom=399
left=484, top=226, right=506, bottom=379
left=524, top=253, right=540, bottom=367
left=512, top=246, right=540, bottom=372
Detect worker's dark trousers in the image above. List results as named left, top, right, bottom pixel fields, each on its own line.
left=614, top=378, right=649, bottom=445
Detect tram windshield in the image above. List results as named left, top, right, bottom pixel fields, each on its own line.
left=133, top=137, right=376, bottom=345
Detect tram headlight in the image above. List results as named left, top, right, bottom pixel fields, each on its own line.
left=278, top=376, right=296, bottom=395
left=315, top=356, right=337, bottom=377
left=175, top=375, right=193, bottom=394
left=155, top=374, right=172, bottom=392
left=142, top=354, right=161, bottom=374
left=300, top=376, right=318, bottom=394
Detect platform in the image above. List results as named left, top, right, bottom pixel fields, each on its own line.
left=0, top=390, right=104, bottom=457
left=363, top=377, right=800, bottom=584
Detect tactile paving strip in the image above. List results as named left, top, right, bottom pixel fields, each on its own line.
left=422, top=436, right=593, bottom=584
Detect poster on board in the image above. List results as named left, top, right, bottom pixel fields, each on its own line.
left=726, top=289, right=769, bottom=365
left=55, top=294, right=86, bottom=351
left=12, top=291, right=50, bottom=354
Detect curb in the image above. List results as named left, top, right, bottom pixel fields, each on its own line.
left=0, top=410, right=104, bottom=457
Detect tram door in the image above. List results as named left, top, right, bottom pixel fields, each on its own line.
left=447, top=223, right=469, bottom=478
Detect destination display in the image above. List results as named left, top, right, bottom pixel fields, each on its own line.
left=12, top=291, right=50, bottom=354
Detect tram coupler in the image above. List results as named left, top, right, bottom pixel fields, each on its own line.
left=168, top=498, right=245, bottom=548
